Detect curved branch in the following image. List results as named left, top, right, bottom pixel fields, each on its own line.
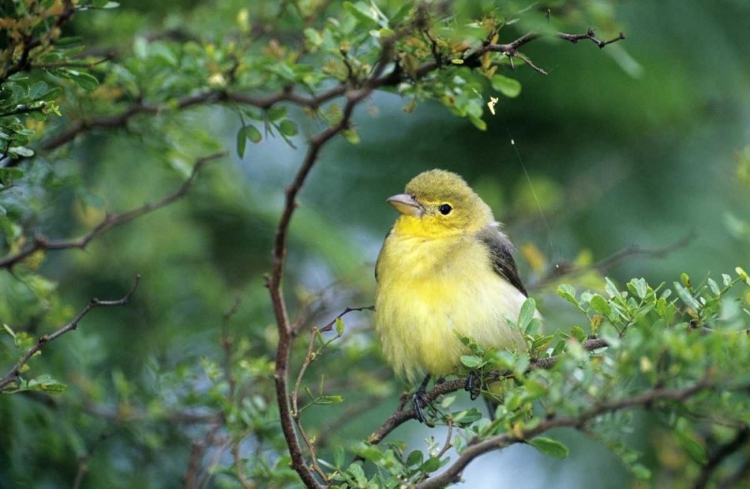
left=0, top=275, right=141, bottom=391
left=267, top=21, right=415, bottom=488
left=0, top=151, right=225, bottom=270
left=35, top=27, right=624, bottom=154
left=365, top=337, right=609, bottom=446
left=415, top=376, right=716, bottom=489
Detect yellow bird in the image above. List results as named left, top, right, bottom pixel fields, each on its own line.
left=374, top=169, right=531, bottom=422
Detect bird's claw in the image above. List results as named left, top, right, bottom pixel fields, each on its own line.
left=413, top=375, right=435, bottom=427
left=464, top=371, right=481, bottom=400
left=413, top=391, right=435, bottom=427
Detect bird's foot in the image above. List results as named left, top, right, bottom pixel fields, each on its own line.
left=413, top=375, right=435, bottom=427
left=464, top=371, right=481, bottom=400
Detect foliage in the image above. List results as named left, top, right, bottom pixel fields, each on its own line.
left=1, top=1, right=749, bottom=488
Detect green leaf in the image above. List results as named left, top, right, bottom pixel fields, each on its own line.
left=2, top=323, right=16, bottom=339
left=589, top=294, right=612, bottom=317
left=29, top=81, right=48, bottom=99
left=279, top=120, right=298, bottom=137
left=406, top=450, right=423, bottom=467
left=343, top=1, right=380, bottom=26
left=334, top=445, right=345, bottom=468
left=268, top=105, right=287, bottom=122
left=681, top=272, right=691, bottom=288
left=0, top=167, right=25, bottom=181
left=530, top=437, right=569, bottom=459
left=630, top=464, right=652, bottom=480
left=491, top=74, right=522, bottom=98
left=630, top=278, right=648, bottom=299
left=605, top=278, right=622, bottom=299
left=420, top=456, right=441, bottom=472
left=40, top=86, right=63, bottom=102
left=236, top=127, right=247, bottom=157
left=27, top=375, right=68, bottom=394
left=460, top=355, right=483, bottom=368
left=242, top=124, right=262, bottom=144
left=707, top=278, right=721, bottom=296
left=335, top=317, right=345, bottom=336
left=569, top=326, right=587, bottom=342
left=722, top=273, right=733, bottom=286
left=674, top=282, right=700, bottom=310
left=677, top=431, right=707, bottom=465
left=343, top=129, right=360, bottom=144
left=8, top=146, right=34, bottom=158
left=525, top=318, right=541, bottom=336
left=65, top=70, right=100, bottom=91
left=557, top=284, right=577, bottom=305
left=468, top=115, right=486, bottom=130
left=518, top=297, right=536, bottom=331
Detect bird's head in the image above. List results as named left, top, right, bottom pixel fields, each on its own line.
left=388, top=169, right=495, bottom=237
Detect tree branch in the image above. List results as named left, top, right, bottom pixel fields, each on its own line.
left=266, top=20, right=416, bottom=487
left=415, top=376, right=717, bottom=489
left=365, top=337, right=609, bottom=447
left=0, top=151, right=225, bottom=270
left=33, top=26, right=624, bottom=156
left=0, top=274, right=141, bottom=391
left=692, top=425, right=750, bottom=489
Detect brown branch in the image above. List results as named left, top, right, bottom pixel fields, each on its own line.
left=34, top=25, right=624, bottom=157
left=691, top=425, right=750, bottom=489
left=32, top=52, right=115, bottom=70
left=318, top=305, right=375, bottom=333
left=556, top=28, right=626, bottom=48
left=291, top=327, right=330, bottom=483
left=415, top=376, right=717, bottom=489
left=71, top=430, right=115, bottom=489
left=534, top=230, right=697, bottom=290
left=475, top=29, right=624, bottom=75
left=37, top=87, right=351, bottom=153
left=0, top=0, right=77, bottom=83
left=0, top=151, right=225, bottom=270
left=266, top=20, right=413, bottom=487
left=365, top=337, right=609, bottom=446
left=0, top=275, right=141, bottom=391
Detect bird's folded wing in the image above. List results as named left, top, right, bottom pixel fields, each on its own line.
left=476, top=225, right=528, bottom=297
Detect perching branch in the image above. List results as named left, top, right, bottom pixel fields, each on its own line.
left=365, top=337, right=609, bottom=447
left=0, top=151, right=225, bottom=270
left=415, top=375, right=720, bottom=489
left=0, top=274, right=141, bottom=391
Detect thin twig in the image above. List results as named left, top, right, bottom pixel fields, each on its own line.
left=71, top=430, right=115, bottom=489
left=291, top=327, right=330, bottom=483
left=0, top=151, right=225, bottom=270
left=533, top=230, right=697, bottom=290
left=0, top=275, right=141, bottom=391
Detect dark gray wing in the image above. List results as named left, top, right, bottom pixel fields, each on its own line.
left=476, top=225, right=528, bottom=297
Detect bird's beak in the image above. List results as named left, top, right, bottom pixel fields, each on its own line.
left=387, top=193, right=423, bottom=218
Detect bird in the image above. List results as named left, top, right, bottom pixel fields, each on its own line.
left=374, top=169, right=533, bottom=423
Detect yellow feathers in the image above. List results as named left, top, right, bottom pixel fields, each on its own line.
left=374, top=169, right=530, bottom=382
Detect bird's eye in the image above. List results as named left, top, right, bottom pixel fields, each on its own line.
left=438, top=204, right=452, bottom=215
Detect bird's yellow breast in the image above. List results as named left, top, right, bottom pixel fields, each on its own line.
left=374, top=231, right=527, bottom=381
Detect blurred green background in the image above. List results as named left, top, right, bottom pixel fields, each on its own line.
left=1, top=0, right=749, bottom=487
